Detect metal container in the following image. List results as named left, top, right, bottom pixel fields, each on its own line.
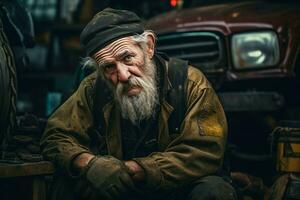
left=272, top=121, right=300, bottom=173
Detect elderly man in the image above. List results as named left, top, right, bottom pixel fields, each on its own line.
left=41, top=8, right=237, bottom=200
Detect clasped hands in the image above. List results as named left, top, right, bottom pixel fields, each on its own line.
left=74, top=154, right=145, bottom=199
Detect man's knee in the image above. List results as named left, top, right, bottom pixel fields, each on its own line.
left=186, top=176, right=237, bottom=200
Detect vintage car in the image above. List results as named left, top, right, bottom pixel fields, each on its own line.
left=146, top=0, right=300, bottom=193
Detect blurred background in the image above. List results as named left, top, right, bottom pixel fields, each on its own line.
left=14, top=0, right=193, bottom=117
left=16, top=0, right=256, bottom=117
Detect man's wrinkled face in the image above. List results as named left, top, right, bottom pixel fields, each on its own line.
left=93, top=36, right=158, bottom=124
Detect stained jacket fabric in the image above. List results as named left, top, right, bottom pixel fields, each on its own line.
left=40, top=56, right=228, bottom=192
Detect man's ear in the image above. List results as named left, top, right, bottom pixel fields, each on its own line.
left=146, top=33, right=156, bottom=59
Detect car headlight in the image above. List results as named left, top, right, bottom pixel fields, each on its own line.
left=231, top=31, right=280, bottom=69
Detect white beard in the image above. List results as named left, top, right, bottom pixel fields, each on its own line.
left=114, top=56, right=158, bottom=124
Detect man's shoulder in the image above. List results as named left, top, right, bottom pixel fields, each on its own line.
left=78, top=71, right=98, bottom=90
left=187, top=65, right=211, bottom=89
left=73, top=71, right=98, bottom=106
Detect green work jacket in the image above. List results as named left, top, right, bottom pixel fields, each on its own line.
left=40, top=57, right=228, bottom=191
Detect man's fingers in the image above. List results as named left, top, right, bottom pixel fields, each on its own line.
left=119, top=172, right=143, bottom=195
left=109, top=186, right=119, bottom=199
left=115, top=180, right=128, bottom=194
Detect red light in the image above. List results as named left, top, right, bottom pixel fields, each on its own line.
left=170, top=0, right=177, bottom=7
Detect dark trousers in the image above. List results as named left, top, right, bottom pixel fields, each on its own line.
left=50, top=175, right=238, bottom=200
left=181, top=176, right=238, bottom=200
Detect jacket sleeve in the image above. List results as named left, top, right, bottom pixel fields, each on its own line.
left=133, top=67, right=228, bottom=190
left=40, top=74, right=97, bottom=176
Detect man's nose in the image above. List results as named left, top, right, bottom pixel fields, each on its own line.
left=117, top=64, right=130, bottom=82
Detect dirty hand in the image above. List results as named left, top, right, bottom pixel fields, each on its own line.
left=124, top=160, right=145, bottom=182
left=84, top=156, right=137, bottom=200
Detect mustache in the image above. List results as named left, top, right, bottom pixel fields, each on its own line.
left=112, top=56, right=158, bottom=124
left=116, top=76, right=145, bottom=94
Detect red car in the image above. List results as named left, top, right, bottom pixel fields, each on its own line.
left=147, top=0, right=300, bottom=197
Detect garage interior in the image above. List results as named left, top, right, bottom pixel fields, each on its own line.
left=1, top=0, right=300, bottom=199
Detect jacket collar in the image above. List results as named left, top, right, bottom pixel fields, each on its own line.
left=153, top=52, right=173, bottom=102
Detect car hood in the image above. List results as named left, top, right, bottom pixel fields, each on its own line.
left=146, top=1, right=300, bottom=34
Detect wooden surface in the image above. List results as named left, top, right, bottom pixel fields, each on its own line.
left=0, top=161, right=54, bottom=178
left=32, top=177, right=47, bottom=200
left=0, top=161, right=55, bottom=200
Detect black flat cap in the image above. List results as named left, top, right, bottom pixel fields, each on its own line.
left=80, top=8, right=144, bottom=56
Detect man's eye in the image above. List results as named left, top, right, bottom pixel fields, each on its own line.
left=104, top=64, right=116, bottom=72
left=124, top=55, right=133, bottom=62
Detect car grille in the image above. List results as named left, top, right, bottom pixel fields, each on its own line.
left=157, top=32, right=224, bottom=70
